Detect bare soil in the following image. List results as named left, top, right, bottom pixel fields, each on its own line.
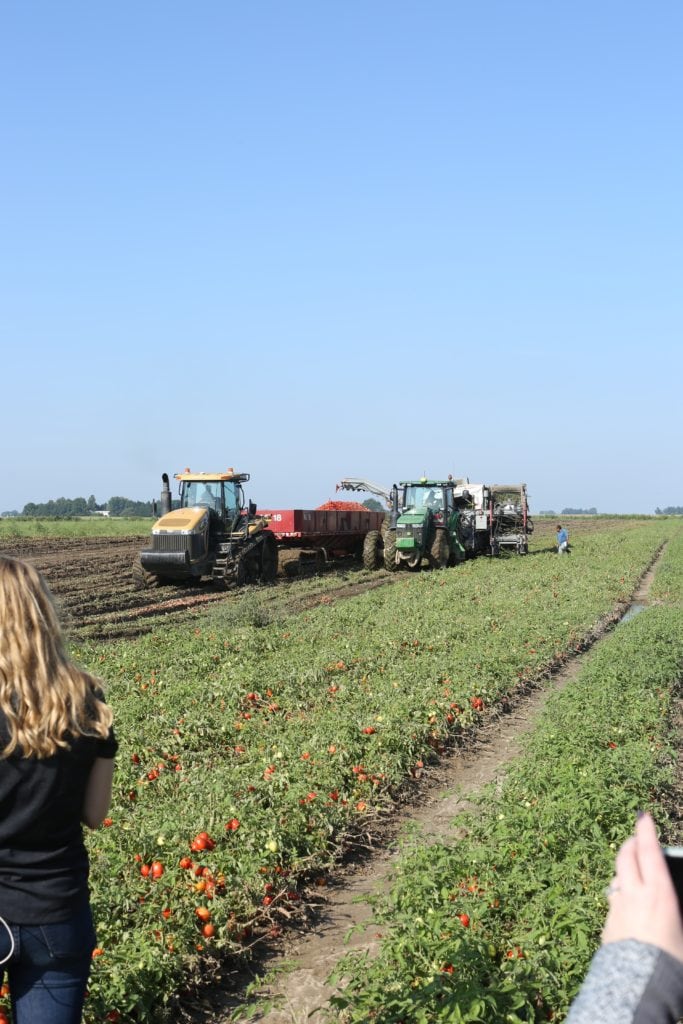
left=0, top=536, right=397, bottom=642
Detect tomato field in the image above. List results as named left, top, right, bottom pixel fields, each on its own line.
left=0, top=517, right=681, bottom=1022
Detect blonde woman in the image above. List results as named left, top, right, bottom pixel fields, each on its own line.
left=0, top=556, right=117, bottom=1024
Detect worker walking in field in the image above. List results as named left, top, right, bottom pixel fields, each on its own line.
left=556, top=523, right=569, bottom=554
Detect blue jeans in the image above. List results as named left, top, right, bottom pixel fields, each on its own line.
left=0, top=901, right=95, bottom=1024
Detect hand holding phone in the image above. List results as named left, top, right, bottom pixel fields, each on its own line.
left=601, top=815, right=683, bottom=964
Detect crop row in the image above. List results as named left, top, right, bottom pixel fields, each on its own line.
left=69, top=521, right=676, bottom=1021
left=0, top=517, right=151, bottom=539
left=324, top=530, right=683, bottom=1022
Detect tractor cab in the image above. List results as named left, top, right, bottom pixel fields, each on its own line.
left=397, top=481, right=455, bottom=526
left=176, top=470, right=249, bottom=533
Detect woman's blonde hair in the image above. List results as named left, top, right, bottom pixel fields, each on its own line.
left=0, top=556, right=113, bottom=758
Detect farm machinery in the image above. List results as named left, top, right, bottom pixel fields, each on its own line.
left=337, top=477, right=533, bottom=569
left=134, top=470, right=386, bottom=589
left=361, top=478, right=466, bottom=572
left=454, top=481, right=533, bottom=556
left=134, top=469, right=277, bottom=588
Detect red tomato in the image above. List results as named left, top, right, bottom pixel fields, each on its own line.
left=140, top=864, right=151, bottom=878
left=458, top=913, right=470, bottom=927
left=195, top=906, right=211, bottom=922
left=202, top=923, right=216, bottom=938
left=151, top=861, right=164, bottom=880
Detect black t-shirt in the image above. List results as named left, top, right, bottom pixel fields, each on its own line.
left=0, top=711, right=117, bottom=924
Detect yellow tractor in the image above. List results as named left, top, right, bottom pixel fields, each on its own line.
left=133, top=469, right=277, bottom=588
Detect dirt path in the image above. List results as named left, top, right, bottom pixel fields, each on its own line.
left=188, top=549, right=663, bottom=1024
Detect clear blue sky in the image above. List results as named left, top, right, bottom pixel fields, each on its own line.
left=2, top=1, right=681, bottom=514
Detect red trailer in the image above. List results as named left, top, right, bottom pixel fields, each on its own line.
left=258, top=504, right=386, bottom=569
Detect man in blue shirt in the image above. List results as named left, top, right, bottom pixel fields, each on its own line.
left=556, top=524, right=569, bottom=554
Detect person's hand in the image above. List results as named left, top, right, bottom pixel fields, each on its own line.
left=602, top=812, right=683, bottom=963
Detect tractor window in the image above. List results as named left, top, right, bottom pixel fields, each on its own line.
left=182, top=481, right=222, bottom=512
left=403, top=486, right=443, bottom=511
left=222, top=481, right=239, bottom=517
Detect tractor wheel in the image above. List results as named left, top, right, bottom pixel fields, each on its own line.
left=260, top=533, right=278, bottom=582
left=490, top=539, right=500, bottom=557
left=132, top=556, right=161, bottom=590
left=234, top=554, right=249, bottom=587
left=383, top=531, right=399, bottom=572
left=363, top=530, right=381, bottom=571
left=380, top=515, right=390, bottom=539
left=429, top=530, right=449, bottom=570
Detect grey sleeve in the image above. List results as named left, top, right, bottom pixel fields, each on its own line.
left=566, top=940, right=683, bottom=1024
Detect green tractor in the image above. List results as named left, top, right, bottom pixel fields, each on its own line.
left=383, top=478, right=466, bottom=571
left=340, top=477, right=466, bottom=572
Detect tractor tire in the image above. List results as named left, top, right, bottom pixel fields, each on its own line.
left=448, top=542, right=465, bottom=566
left=132, top=556, right=161, bottom=590
left=362, top=530, right=381, bottom=571
left=383, top=531, right=399, bottom=572
left=429, top=530, right=449, bottom=570
left=380, top=515, right=390, bottom=539
left=234, top=553, right=248, bottom=587
left=260, top=533, right=278, bottom=582
left=490, top=539, right=500, bottom=558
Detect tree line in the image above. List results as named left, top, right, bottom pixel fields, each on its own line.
left=2, top=495, right=155, bottom=518
left=537, top=507, right=598, bottom=516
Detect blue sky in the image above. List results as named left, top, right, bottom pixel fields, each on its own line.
left=2, top=1, right=681, bottom=514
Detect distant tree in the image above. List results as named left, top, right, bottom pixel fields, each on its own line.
left=561, top=507, right=598, bottom=515
left=1, top=510, right=19, bottom=517
left=19, top=494, right=154, bottom=517
left=108, top=496, right=129, bottom=516
left=538, top=510, right=557, bottom=516
left=107, top=496, right=154, bottom=517
left=655, top=506, right=683, bottom=515
left=363, top=498, right=384, bottom=512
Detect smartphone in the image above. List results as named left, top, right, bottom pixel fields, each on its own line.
left=663, top=847, right=683, bottom=914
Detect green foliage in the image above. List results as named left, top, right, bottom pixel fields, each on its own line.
left=323, top=543, right=683, bottom=1022
left=0, top=518, right=152, bottom=539
left=15, top=495, right=154, bottom=518
left=67, top=520, right=679, bottom=1021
